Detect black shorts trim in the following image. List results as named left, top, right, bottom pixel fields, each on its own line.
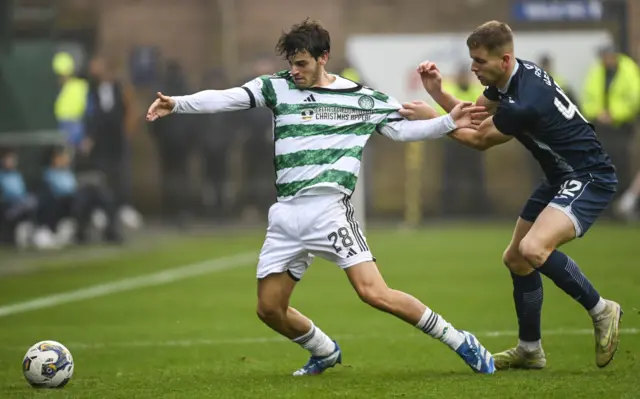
left=342, top=195, right=369, bottom=252
left=286, top=269, right=300, bottom=281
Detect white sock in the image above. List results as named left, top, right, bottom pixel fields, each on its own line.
left=589, top=297, right=607, bottom=317
left=415, top=308, right=465, bottom=350
left=292, top=323, right=336, bottom=357
left=518, top=339, right=542, bottom=352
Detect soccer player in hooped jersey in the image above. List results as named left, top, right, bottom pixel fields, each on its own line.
left=146, top=19, right=495, bottom=375
left=400, top=20, right=622, bottom=370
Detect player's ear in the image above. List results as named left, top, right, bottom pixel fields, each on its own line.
left=501, top=53, right=511, bottom=69
left=318, top=51, right=329, bottom=66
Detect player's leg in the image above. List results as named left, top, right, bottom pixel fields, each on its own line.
left=502, top=218, right=542, bottom=346
left=256, top=270, right=342, bottom=376
left=493, top=182, right=555, bottom=370
left=256, top=271, right=310, bottom=339
left=344, top=260, right=494, bottom=374
left=518, top=174, right=622, bottom=367
left=306, top=195, right=494, bottom=374
left=256, top=201, right=340, bottom=376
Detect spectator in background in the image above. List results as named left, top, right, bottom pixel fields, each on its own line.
left=582, top=45, right=640, bottom=204
left=439, top=66, right=490, bottom=216
left=52, top=51, right=89, bottom=148
left=85, top=55, right=143, bottom=229
left=0, top=148, right=38, bottom=248
left=38, top=146, right=121, bottom=244
left=196, top=69, right=234, bottom=220
left=148, top=60, right=196, bottom=226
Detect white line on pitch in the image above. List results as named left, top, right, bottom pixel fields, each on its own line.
left=29, top=328, right=638, bottom=350
left=0, top=252, right=256, bottom=318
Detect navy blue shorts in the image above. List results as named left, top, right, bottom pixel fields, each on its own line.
left=520, top=172, right=617, bottom=237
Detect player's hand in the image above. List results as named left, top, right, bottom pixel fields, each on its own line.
left=146, top=92, right=176, bottom=122
left=398, top=100, right=439, bottom=120
left=417, top=61, right=442, bottom=94
left=450, top=101, right=488, bottom=129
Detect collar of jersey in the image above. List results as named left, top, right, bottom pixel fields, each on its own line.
left=498, top=61, right=520, bottom=94
left=306, top=83, right=363, bottom=93
left=303, top=74, right=363, bottom=93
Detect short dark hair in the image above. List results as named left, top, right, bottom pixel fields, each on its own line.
left=466, top=20, right=514, bottom=54
left=275, top=18, right=331, bottom=61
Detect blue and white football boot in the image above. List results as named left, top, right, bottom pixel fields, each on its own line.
left=455, top=331, right=496, bottom=374
left=292, top=340, right=342, bottom=376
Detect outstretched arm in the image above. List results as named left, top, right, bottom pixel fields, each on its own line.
left=448, top=116, right=512, bottom=151
left=378, top=101, right=485, bottom=142
left=377, top=115, right=457, bottom=142
left=146, top=78, right=267, bottom=122
left=399, top=99, right=511, bottom=150
left=171, top=88, right=258, bottom=113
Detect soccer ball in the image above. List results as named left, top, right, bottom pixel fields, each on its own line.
left=22, top=340, right=74, bottom=388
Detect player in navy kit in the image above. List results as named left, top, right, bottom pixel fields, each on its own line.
left=400, top=20, right=623, bottom=370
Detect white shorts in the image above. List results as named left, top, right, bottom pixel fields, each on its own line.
left=257, top=193, right=374, bottom=281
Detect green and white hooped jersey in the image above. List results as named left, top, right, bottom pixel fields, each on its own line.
left=242, top=70, right=402, bottom=201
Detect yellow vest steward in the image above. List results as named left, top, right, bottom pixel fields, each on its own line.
left=581, top=54, right=640, bottom=125
left=54, top=77, right=89, bottom=121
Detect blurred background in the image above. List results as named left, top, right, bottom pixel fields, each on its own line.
left=1, top=2, right=639, bottom=395
left=1, top=0, right=639, bottom=251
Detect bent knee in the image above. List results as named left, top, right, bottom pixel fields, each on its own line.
left=518, top=237, right=553, bottom=267
left=502, top=247, right=534, bottom=275
left=502, top=247, right=521, bottom=268
left=355, top=284, right=391, bottom=310
left=256, top=301, right=286, bottom=323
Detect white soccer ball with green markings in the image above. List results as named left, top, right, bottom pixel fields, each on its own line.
left=22, top=340, right=74, bottom=388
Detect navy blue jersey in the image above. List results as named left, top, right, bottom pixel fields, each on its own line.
left=484, top=59, right=614, bottom=185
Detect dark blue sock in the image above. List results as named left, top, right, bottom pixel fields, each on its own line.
left=511, top=271, right=543, bottom=342
left=537, top=250, right=600, bottom=311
